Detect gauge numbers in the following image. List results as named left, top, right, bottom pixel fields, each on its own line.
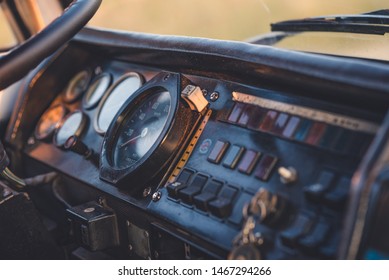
left=112, top=91, right=171, bottom=169
left=34, top=104, right=67, bottom=140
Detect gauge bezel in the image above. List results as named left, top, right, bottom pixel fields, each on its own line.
left=93, top=72, right=144, bottom=135
left=34, top=104, right=68, bottom=140
left=108, top=90, right=172, bottom=170
left=82, top=73, right=112, bottom=110
left=53, top=110, right=88, bottom=148
left=100, top=72, right=196, bottom=190
left=63, top=70, right=92, bottom=103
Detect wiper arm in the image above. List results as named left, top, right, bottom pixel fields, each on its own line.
left=271, top=9, right=389, bottom=35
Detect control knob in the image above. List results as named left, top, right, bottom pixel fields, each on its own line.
left=246, top=188, right=288, bottom=226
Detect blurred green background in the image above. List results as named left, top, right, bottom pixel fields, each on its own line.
left=0, top=0, right=388, bottom=47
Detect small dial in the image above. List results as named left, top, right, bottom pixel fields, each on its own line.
left=64, top=70, right=91, bottom=103
left=112, top=90, right=171, bottom=169
left=54, top=111, right=87, bottom=147
left=83, top=73, right=111, bottom=109
left=94, top=72, right=143, bottom=134
left=34, top=104, right=67, bottom=140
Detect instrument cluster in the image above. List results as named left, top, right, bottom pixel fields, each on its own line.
left=34, top=69, right=144, bottom=147
left=32, top=66, right=208, bottom=195
left=26, top=54, right=384, bottom=259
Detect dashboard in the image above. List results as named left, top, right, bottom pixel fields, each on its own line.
left=3, top=27, right=389, bottom=260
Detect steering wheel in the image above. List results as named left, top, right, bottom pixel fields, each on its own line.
left=0, top=0, right=101, bottom=91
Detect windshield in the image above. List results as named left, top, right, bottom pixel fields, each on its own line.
left=271, top=32, right=389, bottom=61
left=89, top=0, right=389, bottom=41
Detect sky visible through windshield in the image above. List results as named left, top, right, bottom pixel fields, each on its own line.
left=89, top=0, right=389, bottom=41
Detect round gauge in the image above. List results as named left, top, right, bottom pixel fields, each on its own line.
left=34, top=104, right=67, bottom=140
left=94, top=72, right=143, bottom=134
left=54, top=111, right=87, bottom=147
left=64, top=70, right=92, bottom=103
left=82, top=73, right=112, bottom=109
left=111, top=91, right=171, bottom=169
left=100, top=72, right=198, bottom=190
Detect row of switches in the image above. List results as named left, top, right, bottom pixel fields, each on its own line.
left=207, top=139, right=278, bottom=181
left=167, top=169, right=239, bottom=219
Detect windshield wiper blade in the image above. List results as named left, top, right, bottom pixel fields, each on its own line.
left=271, top=9, right=389, bottom=35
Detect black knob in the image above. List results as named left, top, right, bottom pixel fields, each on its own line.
left=64, top=136, right=99, bottom=166
left=250, top=188, right=288, bottom=226
left=64, top=136, right=90, bottom=157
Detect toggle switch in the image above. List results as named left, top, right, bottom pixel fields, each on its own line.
left=278, top=166, right=298, bottom=184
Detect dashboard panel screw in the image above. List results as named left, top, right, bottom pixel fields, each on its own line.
left=152, top=191, right=162, bottom=202
left=210, top=91, right=219, bottom=101
left=163, top=74, right=170, bottom=81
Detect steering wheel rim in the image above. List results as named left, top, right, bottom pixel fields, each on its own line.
left=0, top=0, right=101, bottom=91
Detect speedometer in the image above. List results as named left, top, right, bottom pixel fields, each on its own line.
left=94, top=72, right=143, bottom=134
left=99, top=72, right=205, bottom=191
left=112, top=91, right=171, bottom=169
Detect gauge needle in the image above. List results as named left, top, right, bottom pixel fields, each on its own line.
left=120, top=127, right=148, bottom=148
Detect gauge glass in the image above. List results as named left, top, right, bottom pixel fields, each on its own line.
left=34, top=104, right=67, bottom=140
left=83, top=73, right=111, bottom=109
left=54, top=111, right=86, bottom=147
left=95, top=73, right=143, bottom=134
left=112, top=91, right=171, bottom=169
left=64, top=70, right=91, bottom=103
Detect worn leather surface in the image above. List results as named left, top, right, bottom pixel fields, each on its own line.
left=74, top=27, right=389, bottom=108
